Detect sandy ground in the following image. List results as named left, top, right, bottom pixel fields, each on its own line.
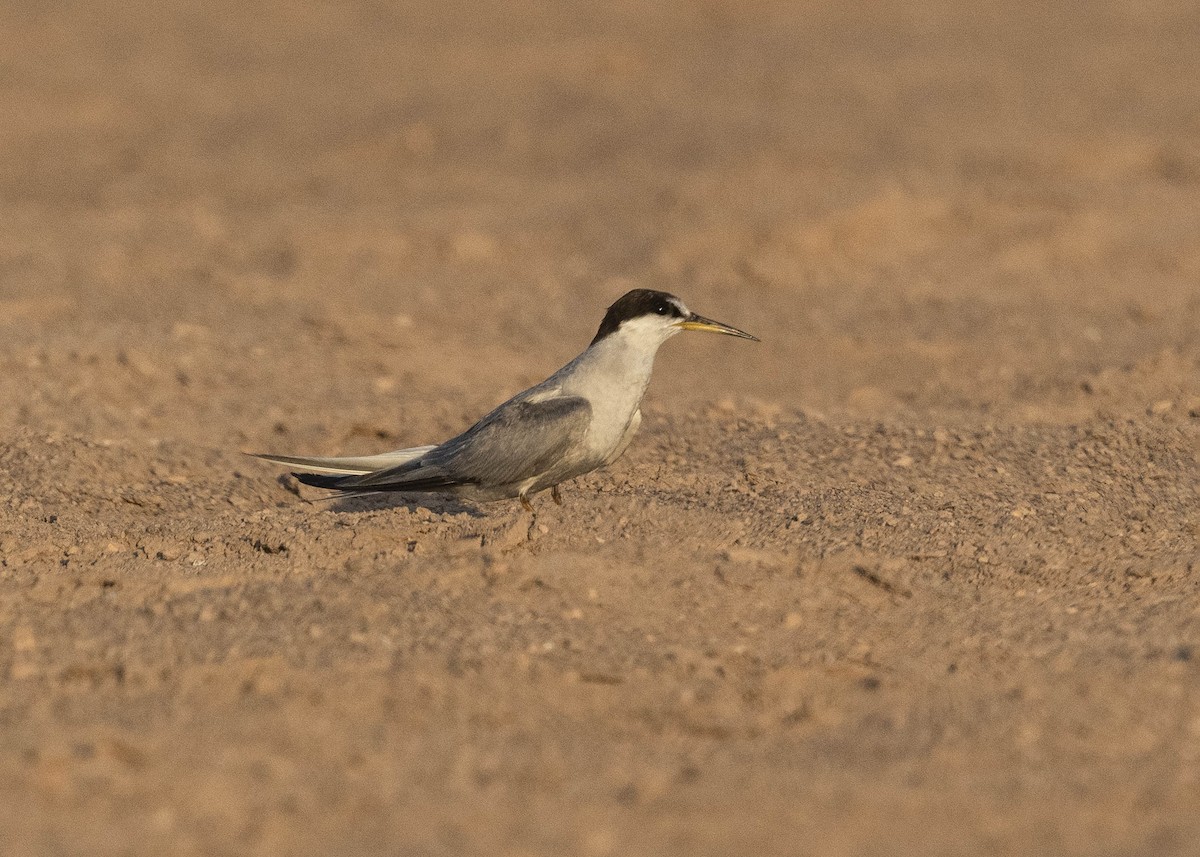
left=2, top=0, right=1200, bottom=854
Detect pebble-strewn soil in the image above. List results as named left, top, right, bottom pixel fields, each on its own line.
left=2, top=1, right=1199, bottom=854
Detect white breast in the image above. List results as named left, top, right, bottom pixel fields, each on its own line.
left=550, top=318, right=672, bottom=462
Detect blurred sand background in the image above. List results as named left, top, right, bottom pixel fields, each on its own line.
left=1, top=0, right=1199, bottom=854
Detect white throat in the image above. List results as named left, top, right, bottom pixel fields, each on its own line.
left=548, top=316, right=681, bottom=454
left=566, top=317, right=679, bottom=391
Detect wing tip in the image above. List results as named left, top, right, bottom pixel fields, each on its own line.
left=292, top=471, right=351, bottom=491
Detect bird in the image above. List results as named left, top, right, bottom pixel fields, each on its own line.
left=252, top=289, right=758, bottom=510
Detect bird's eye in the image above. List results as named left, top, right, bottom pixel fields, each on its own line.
left=655, top=303, right=669, bottom=315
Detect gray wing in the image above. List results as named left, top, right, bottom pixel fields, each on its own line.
left=337, top=395, right=592, bottom=491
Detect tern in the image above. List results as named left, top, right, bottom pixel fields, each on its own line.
left=253, top=289, right=758, bottom=510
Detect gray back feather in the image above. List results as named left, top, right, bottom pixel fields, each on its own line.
left=345, top=395, right=591, bottom=490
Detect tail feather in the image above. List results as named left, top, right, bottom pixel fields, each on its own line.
left=251, top=445, right=465, bottom=496
left=248, top=446, right=436, bottom=476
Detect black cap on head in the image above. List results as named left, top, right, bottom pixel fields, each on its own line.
left=590, top=289, right=686, bottom=345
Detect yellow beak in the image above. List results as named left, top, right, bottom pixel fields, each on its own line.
left=676, top=314, right=760, bottom=341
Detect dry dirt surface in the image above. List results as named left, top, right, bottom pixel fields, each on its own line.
left=2, top=1, right=1200, bottom=854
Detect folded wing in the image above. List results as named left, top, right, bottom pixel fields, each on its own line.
left=295, top=395, right=592, bottom=493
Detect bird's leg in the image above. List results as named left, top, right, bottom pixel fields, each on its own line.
left=551, top=485, right=563, bottom=505
left=521, top=493, right=541, bottom=541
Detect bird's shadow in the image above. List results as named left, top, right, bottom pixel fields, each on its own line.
left=278, top=476, right=485, bottom=517
left=332, top=493, right=484, bottom=517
